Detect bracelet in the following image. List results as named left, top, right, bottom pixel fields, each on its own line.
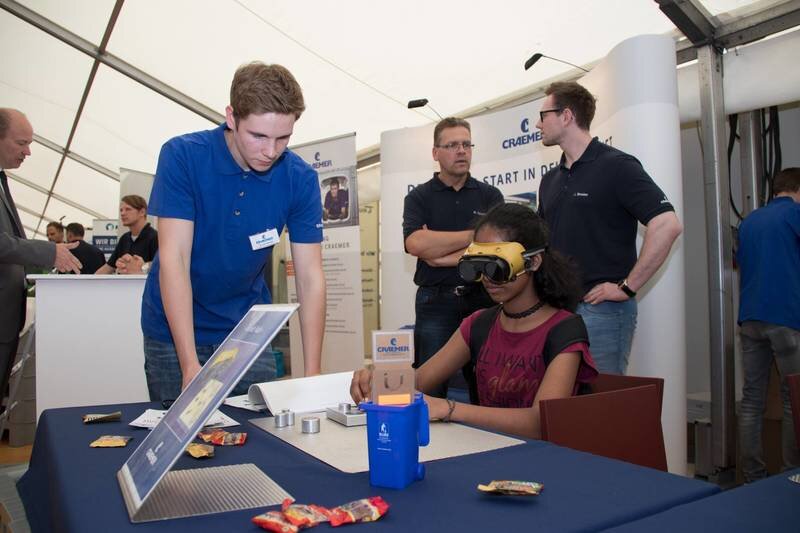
left=442, top=399, right=456, bottom=423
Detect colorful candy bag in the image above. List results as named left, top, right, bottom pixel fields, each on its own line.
left=281, top=498, right=330, bottom=527
left=252, top=511, right=299, bottom=533
left=477, top=480, right=543, bottom=496
left=185, top=443, right=214, bottom=458
left=197, top=428, right=247, bottom=446
left=328, top=496, right=389, bottom=527
left=82, top=411, right=122, bottom=424
left=89, top=435, right=132, bottom=448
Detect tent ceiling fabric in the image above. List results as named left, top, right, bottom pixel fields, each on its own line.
left=0, top=0, right=773, bottom=238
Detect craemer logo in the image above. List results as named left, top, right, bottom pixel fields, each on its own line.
left=502, top=116, right=542, bottom=149
left=376, top=336, right=410, bottom=353
left=312, top=151, right=332, bottom=169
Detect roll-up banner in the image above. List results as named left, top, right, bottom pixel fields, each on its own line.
left=288, top=133, right=365, bottom=375
left=380, top=35, right=686, bottom=473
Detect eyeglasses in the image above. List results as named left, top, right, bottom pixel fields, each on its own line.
left=539, top=108, right=564, bottom=121
left=435, top=141, right=474, bottom=152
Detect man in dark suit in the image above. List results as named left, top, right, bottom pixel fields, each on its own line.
left=0, top=108, right=82, bottom=403
left=65, top=222, right=106, bottom=275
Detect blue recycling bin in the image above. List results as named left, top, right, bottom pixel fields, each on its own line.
left=360, top=394, right=430, bottom=489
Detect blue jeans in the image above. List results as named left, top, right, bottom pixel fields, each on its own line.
left=576, top=299, right=637, bottom=374
left=414, top=285, right=493, bottom=398
left=738, top=321, right=800, bottom=482
left=143, top=336, right=277, bottom=401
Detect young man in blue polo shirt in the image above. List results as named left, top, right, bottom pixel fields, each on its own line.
left=536, top=81, right=682, bottom=375
left=737, top=167, right=800, bottom=482
left=141, top=62, right=326, bottom=401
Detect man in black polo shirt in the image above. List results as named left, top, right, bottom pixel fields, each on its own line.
left=65, top=222, right=106, bottom=275
left=95, top=194, right=158, bottom=275
left=403, top=117, right=504, bottom=398
left=536, top=81, right=682, bottom=374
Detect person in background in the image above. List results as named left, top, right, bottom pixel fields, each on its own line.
left=536, top=81, right=682, bottom=374
left=403, top=117, right=504, bottom=400
left=353, top=204, right=597, bottom=439
left=140, top=62, right=325, bottom=401
left=65, top=222, right=106, bottom=275
left=95, top=195, right=158, bottom=275
left=737, top=167, right=800, bottom=483
left=46, top=221, right=64, bottom=243
left=323, top=177, right=349, bottom=221
left=0, top=108, right=81, bottom=405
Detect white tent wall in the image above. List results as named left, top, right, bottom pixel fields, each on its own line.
left=2, top=0, right=679, bottom=237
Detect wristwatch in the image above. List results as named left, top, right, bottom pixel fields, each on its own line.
left=141, top=262, right=151, bottom=274
left=618, top=279, right=637, bottom=298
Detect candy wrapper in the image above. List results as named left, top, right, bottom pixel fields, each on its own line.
left=197, top=428, right=247, bottom=446
left=90, top=435, right=132, bottom=448
left=329, top=496, right=389, bottom=527
left=252, top=510, right=299, bottom=533
left=185, top=443, right=214, bottom=459
left=281, top=498, right=330, bottom=527
left=477, top=480, right=543, bottom=496
left=82, top=411, right=122, bottom=424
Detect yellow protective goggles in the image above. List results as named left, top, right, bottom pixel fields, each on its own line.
left=457, top=241, right=545, bottom=284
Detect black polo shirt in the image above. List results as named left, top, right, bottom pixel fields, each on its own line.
left=107, top=222, right=159, bottom=267
left=70, top=240, right=106, bottom=274
left=403, top=173, right=504, bottom=287
left=537, top=138, right=674, bottom=293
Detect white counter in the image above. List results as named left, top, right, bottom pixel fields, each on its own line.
left=28, top=274, right=150, bottom=419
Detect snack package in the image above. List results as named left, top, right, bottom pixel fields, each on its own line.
left=252, top=510, right=299, bottom=533
left=197, top=429, right=247, bottom=446
left=477, top=480, right=543, bottom=496
left=89, top=435, right=132, bottom=448
left=82, top=411, right=122, bottom=424
left=329, top=496, right=389, bottom=527
left=281, top=498, right=330, bottom=527
left=185, top=443, right=214, bottom=459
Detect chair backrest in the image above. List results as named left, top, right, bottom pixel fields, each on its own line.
left=590, top=373, right=665, bottom=417
left=540, top=377, right=667, bottom=471
left=787, top=373, right=800, bottom=449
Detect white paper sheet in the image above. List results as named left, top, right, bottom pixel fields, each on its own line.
left=224, top=394, right=266, bottom=412
left=246, top=372, right=354, bottom=414
left=129, top=409, right=239, bottom=430
left=249, top=414, right=524, bottom=473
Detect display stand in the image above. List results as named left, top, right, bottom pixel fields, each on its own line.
left=28, top=274, right=149, bottom=419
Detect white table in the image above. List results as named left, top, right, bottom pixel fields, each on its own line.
left=28, top=275, right=150, bottom=419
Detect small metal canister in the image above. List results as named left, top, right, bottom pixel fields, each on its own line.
left=301, top=416, right=320, bottom=434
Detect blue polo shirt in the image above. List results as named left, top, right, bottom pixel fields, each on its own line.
left=141, top=124, right=323, bottom=345
left=737, top=196, right=800, bottom=331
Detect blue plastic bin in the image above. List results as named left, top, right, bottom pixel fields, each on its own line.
left=360, top=394, right=430, bottom=489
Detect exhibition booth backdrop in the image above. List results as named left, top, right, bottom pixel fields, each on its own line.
left=380, top=34, right=687, bottom=473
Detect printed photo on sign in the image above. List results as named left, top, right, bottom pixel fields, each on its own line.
left=319, top=168, right=359, bottom=228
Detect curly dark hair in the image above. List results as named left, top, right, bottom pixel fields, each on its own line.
left=474, top=203, right=582, bottom=311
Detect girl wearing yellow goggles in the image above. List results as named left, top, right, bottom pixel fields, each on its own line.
left=351, top=203, right=597, bottom=440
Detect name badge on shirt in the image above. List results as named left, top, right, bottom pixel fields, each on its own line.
left=249, top=228, right=280, bottom=250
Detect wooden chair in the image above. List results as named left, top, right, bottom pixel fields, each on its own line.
left=539, top=373, right=668, bottom=471
left=788, top=373, right=800, bottom=449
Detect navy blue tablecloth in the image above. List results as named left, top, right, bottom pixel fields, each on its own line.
left=18, top=402, right=718, bottom=532
left=602, top=467, right=800, bottom=532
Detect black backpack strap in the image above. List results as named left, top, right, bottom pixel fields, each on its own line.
left=542, top=314, right=592, bottom=394
left=465, top=305, right=501, bottom=405
left=542, top=314, right=589, bottom=366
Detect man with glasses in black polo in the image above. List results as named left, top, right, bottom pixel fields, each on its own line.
left=403, top=117, right=504, bottom=399
left=536, top=81, right=682, bottom=375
